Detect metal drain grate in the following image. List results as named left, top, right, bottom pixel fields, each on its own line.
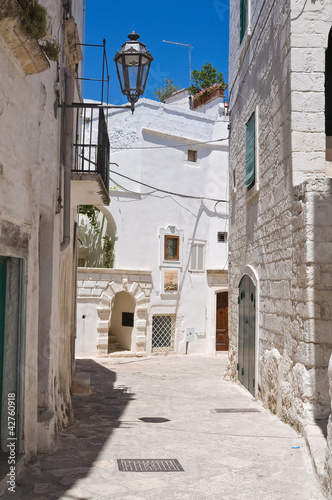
left=117, top=459, right=184, bottom=472
left=139, top=417, right=170, bottom=423
left=215, top=408, right=260, bottom=413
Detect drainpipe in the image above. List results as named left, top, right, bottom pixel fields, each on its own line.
left=61, top=68, right=73, bottom=252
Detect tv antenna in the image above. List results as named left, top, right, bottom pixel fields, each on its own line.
left=163, top=40, right=193, bottom=89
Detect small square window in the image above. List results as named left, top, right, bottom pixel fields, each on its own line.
left=122, top=312, right=134, bottom=327
left=187, top=150, right=197, bottom=162
left=165, top=235, right=179, bottom=260
left=218, top=232, right=227, bottom=243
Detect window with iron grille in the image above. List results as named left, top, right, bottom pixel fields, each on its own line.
left=218, top=232, right=227, bottom=243
left=152, top=315, right=176, bottom=353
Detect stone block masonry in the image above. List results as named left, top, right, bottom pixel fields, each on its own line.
left=228, top=0, right=332, bottom=494
left=77, top=268, right=153, bottom=356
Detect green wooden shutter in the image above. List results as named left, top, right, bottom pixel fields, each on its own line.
left=326, top=29, right=332, bottom=135
left=245, top=112, right=255, bottom=188
left=240, top=0, right=248, bottom=43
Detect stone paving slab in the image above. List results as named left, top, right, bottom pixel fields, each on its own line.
left=4, top=354, right=326, bottom=499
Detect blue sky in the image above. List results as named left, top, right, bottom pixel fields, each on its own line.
left=82, top=0, right=229, bottom=105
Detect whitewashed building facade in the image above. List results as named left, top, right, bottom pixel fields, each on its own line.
left=0, top=0, right=110, bottom=483
left=228, top=0, right=332, bottom=492
left=76, top=92, right=230, bottom=358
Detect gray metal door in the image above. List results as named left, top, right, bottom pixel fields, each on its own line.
left=238, top=275, right=256, bottom=395
left=0, top=258, right=26, bottom=453
left=0, top=259, right=6, bottom=442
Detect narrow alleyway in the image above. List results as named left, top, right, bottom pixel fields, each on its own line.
left=8, top=354, right=324, bottom=499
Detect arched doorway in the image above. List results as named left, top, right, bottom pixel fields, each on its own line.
left=78, top=206, right=116, bottom=268
left=95, top=277, right=150, bottom=355
left=109, top=291, right=135, bottom=352
left=238, top=274, right=256, bottom=396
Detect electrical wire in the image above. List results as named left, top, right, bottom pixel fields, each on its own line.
left=109, top=169, right=228, bottom=203
left=291, top=0, right=308, bottom=21
left=79, top=155, right=228, bottom=203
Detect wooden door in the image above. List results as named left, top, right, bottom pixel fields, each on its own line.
left=216, top=292, right=229, bottom=351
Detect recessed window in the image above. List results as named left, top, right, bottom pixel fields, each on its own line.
left=122, top=312, right=134, bottom=327
left=326, top=28, right=332, bottom=161
left=187, top=150, right=197, bottom=163
left=245, top=112, right=255, bottom=189
left=190, top=243, right=205, bottom=271
left=218, top=232, right=227, bottom=243
left=164, top=235, right=179, bottom=260
left=240, top=0, right=248, bottom=43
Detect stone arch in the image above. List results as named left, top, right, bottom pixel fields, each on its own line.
left=98, top=206, right=117, bottom=243
left=96, top=279, right=149, bottom=354
left=110, top=291, right=135, bottom=351
left=78, top=206, right=116, bottom=268
left=238, top=264, right=259, bottom=288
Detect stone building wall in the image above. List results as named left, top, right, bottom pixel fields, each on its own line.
left=0, top=0, right=84, bottom=470
left=77, top=269, right=152, bottom=356
left=228, top=0, right=332, bottom=491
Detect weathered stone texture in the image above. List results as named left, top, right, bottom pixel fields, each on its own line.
left=229, top=0, right=332, bottom=492
left=0, top=0, right=50, bottom=75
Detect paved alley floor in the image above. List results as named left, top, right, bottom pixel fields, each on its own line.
left=7, top=354, right=326, bottom=499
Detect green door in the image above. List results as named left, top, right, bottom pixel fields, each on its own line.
left=0, top=259, right=6, bottom=439
left=238, top=275, right=256, bottom=395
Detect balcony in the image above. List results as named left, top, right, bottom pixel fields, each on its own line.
left=71, top=105, right=110, bottom=206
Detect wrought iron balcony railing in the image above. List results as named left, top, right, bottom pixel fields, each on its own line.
left=73, top=105, right=110, bottom=194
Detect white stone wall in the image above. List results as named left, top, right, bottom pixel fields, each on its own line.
left=290, top=0, right=332, bottom=185
left=77, top=269, right=153, bottom=356
left=78, top=96, right=229, bottom=356
left=228, top=0, right=332, bottom=491
left=0, top=0, right=84, bottom=460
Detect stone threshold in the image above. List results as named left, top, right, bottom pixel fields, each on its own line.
left=303, top=420, right=329, bottom=495
left=107, top=351, right=147, bottom=359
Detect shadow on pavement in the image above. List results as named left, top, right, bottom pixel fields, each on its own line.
left=7, top=359, right=134, bottom=500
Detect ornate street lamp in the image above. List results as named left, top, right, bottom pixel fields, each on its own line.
left=114, top=31, right=153, bottom=112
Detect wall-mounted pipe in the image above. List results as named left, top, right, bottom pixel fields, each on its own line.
left=61, top=68, right=73, bottom=252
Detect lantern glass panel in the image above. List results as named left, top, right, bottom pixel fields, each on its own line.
left=140, top=63, right=149, bottom=90
left=115, top=60, right=126, bottom=91
left=128, top=65, right=139, bottom=90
